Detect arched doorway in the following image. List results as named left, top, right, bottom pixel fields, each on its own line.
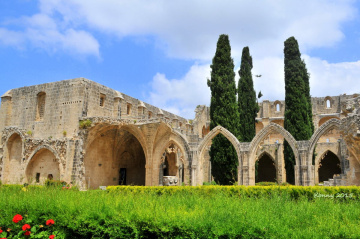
left=255, top=153, right=277, bottom=183
left=26, top=148, right=60, bottom=184
left=160, top=143, right=184, bottom=185
left=5, top=133, right=23, bottom=183
left=318, top=151, right=341, bottom=183
left=84, top=127, right=146, bottom=189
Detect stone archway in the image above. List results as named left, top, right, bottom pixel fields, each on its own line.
left=84, top=125, right=146, bottom=189
left=197, top=126, right=241, bottom=185
left=3, top=133, right=23, bottom=183
left=159, top=142, right=185, bottom=186
left=25, top=148, right=60, bottom=184
left=308, top=118, right=341, bottom=165
left=249, top=123, right=298, bottom=185
left=318, top=150, right=341, bottom=183
left=256, top=152, right=277, bottom=183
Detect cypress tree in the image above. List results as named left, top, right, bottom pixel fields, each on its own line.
left=238, top=46, right=259, bottom=142
left=283, top=36, right=314, bottom=184
left=207, top=34, right=239, bottom=185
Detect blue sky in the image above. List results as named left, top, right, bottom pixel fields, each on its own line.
left=1, top=0, right=360, bottom=119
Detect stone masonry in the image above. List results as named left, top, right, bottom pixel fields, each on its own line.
left=0, top=78, right=359, bottom=189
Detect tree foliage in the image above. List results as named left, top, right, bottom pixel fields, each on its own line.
left=207, top=34, right=239, bottom=185
left=283, top=36, right=314, bottom=184
left=238, top=46, right=259, bottom=142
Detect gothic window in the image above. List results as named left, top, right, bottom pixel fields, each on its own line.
left=36, top=92, right=46, bottom=121
left=324, top=97, right=332, bottom=109
left=274, top=101, right=281, bottom=112
left=326, top=99, right=331, bottom=108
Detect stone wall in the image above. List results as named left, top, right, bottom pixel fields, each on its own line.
left=0, top=78, right=359, bottom=187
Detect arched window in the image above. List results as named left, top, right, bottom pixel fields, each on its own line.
left=324, top=97, right=332, bottom=109
left=274, top=101, right=281, bottom=112
left=36, top=92, right=46, bottom=121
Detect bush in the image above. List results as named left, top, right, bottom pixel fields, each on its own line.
left=45, top=179, right=67, bottom=188
left=203, top=181, right=217, bottom=186
left=79, top=119, right=92, bottom=129
left=255, top=181, right=278, bottom=186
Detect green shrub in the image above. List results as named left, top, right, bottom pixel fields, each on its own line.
left=45, top=179, right=67, bottom=188
left=255, top=181, right=278, bottom=186
left=203, top=181, right=217, bottom=185
left=79, top=119, right=92, bottom=129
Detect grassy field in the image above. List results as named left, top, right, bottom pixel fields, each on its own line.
left=0, top=185, right=359, bottom=238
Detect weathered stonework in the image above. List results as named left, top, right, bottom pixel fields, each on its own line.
left=0, top=78, right=359, bottom=188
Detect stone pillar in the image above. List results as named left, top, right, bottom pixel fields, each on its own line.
left=297, top=141, right=314, bottom=186
left=191, top=165, right=197, bottom=186
left=241, top=151, right=250, bottom=185
left=178, top=165, right=183, bottom=185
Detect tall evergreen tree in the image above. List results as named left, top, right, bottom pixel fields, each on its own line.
left=207, top=34, right=239, bottom=185
left=238, top=46, right=259, bottom=142
left=283, top=36, right=314, bottom=184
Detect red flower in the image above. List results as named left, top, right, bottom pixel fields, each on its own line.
left=22, top=224, right=31, bottom=231
left=0, top=229, right=2, bottom=233
left=12, top=214, right=23, bottom=223
left=24, top=231, right=31, bottom=236
left=46, top=219, right=55, bottom=226
left=49, top=235, right=55, bottom=239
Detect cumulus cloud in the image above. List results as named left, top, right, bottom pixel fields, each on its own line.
left=0, top=10, right=99, bottom=56
left=148, top=64, right=210, bottom=118
left=35, top=0, right=355, bottom=60
left=304, top=55, right=360, bottom=97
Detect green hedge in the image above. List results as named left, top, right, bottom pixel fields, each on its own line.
left=107, top=185, right=360, bottom=200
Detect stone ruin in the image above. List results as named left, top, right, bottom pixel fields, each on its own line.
left=0, top=77, right=359, bottom=189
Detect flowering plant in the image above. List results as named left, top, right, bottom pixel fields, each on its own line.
left=0, top=214, right=58, bottom=239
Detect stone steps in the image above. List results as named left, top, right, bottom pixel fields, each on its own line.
left=321, top=174, right=347, bottom=186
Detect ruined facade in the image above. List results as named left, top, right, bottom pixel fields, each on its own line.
left=1, top=78, right=360, bottom=188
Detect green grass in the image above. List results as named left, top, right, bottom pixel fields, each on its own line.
left=0, top=186, right=360, bottom=238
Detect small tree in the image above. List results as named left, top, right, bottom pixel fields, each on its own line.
left=207, top=34, right=239, bottom=185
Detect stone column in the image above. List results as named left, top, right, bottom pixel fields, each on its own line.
left=297, top=140, right=314, bottom=186
left=241, top=151, right=250, bottom=185
left=191, top=165, right=197, bottom=186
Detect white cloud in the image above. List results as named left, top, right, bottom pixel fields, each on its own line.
left=0, top=10, right=99, bottom=57
left=304, top=55, right=360, bottom=97
left=35, top=0, right=355, bottom=60
left=148, top=64, right=210, bottom=118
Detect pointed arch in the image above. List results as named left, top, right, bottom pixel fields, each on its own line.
left=26, top=144, right=61, bottom=166
left=255, top=151, right=277, bottom=183
left=308, top=118, right=341, bottom=162
left=2, top=132, right=25, bottom=183
left=197, top=125, right=241, bottom=163
left=25, top=145, right=61, bottom=183
left=83, top=123, right=147, bottom=189
left=152, top=127, right=191, bottom=186
left=249, top=123, right=298, bottom=164
left=317, top=150, right=341, bottom=183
